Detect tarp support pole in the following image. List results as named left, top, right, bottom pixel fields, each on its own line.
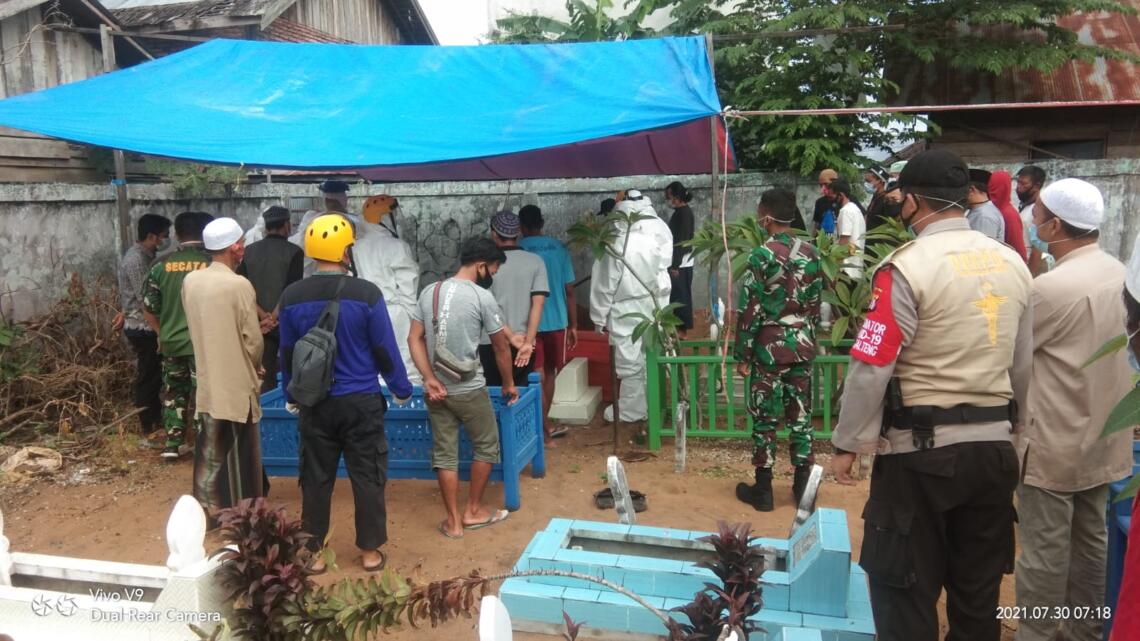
left=705, top=34, right=719, bottom=219
left=101, top=24, right=131, bottom=254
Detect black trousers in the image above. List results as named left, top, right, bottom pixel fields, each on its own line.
left=860, top=441, right=1018, bottom=641
left=669, top=266, right=694, bottom=330
left=299, top=393, right=389, bottom=551
left=261, top=331, right=280, bottom=394
left=124, top=330, right=162, bottom=431
left=478, top=343, right=532, bottom=387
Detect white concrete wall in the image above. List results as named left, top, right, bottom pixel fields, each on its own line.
left=2, top=158, right=1138, bottom=321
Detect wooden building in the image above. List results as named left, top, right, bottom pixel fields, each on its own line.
left=0, top=0, right=154, bottom=182
left=0, top=0, right=436, bottom=183
left=888, top=3, right=1140, bottom=165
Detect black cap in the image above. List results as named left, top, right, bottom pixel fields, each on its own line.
left=262, top=205, right=290, bottom=225
left=968, top=168, right=992, bottom=185
left=898, top=149, right=969, bottom=190
left=319, top=179, right=350, bottom=194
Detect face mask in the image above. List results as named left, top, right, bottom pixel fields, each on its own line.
left=156, top=237, right=171, bottom=252
left=1027, top=222, right=1050, bottom=253
left=900, top=194, right=960, bottom=234
left=863, top=182, right=877, bottom=195
left=476, top=266, right=493, bottom=290
left=1128, top=327, right=1140, bottom=373
left=1016, top=189, right=1033, bottom=205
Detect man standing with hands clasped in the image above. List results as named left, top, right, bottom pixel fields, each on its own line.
left=830, top=149, right=1032, bottom=641
left=409, top=238, right=520, bottom=540
left=182, top=217, right=267, bottom=517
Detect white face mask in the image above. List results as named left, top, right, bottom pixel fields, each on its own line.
left=900, top=194, right=962, bottom=233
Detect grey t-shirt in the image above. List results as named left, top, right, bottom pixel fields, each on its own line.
left=413, top=278, right=505, bottom=394
left=482, top=247, right=549, bottom=344
left=967, top=201, right=1006, bottom=242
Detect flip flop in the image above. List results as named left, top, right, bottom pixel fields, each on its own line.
left=362, top=550, right=387, bottom=572
left=549, top=426, right=570, bottom=439
left=464, top=509, right=510, bottom=530
left=438, top=521, right=463, bottom=539
left=594, top=488, right=615, bottom=509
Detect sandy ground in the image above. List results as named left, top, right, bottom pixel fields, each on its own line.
left=1, top=416, right=1019, bottom=640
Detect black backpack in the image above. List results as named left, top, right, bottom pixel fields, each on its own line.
left=287, top=278, right=347, bottom=407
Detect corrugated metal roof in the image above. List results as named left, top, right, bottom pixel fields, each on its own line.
left=890, top=3, right=1140, bottom=106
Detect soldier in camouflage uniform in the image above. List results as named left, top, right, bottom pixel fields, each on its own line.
left=733, top=187, right=823, bottom=512
left=142, top=211, right=213, bottom=460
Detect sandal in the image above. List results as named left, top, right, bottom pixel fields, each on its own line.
left=549, top=426, right=570, bottom=439
left=464, top=509, right=510, bottom=530
left=362, top=550, right=387, bottom=572
left=593, top=488, right=648, bottom=512
left=438, top=521, right=463, bottom=539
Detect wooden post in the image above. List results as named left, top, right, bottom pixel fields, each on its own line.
left=705, top=33, right=720, bottom=219
left=100, top=24, right=131, bottom=254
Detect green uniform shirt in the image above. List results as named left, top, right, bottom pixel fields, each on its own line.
left=142, top=243, right=210, bottom=357
left=734, top=232, right=823, bottom=367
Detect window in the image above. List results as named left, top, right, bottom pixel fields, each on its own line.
left=1030, top=139, right=1105, bottom=160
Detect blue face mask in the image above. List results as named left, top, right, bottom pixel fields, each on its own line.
left=1027, top=222, right=1050, bottom=253
left=863, top=182, right=877, bottom=195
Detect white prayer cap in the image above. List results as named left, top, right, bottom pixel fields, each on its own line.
left=1039, top=178, right=1104, bottom=230
left=202, top=217, right=244, bottom=251
left=1126, top=232, right=1140, bottom=300
left=626, top=189, right=644, bottom=200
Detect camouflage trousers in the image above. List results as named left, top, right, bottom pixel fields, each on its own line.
left=747, top=363, right=814, bottom=469
left=161, top=355, right=196, bottom=448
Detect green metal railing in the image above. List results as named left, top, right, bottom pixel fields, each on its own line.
left=646, top=339, right=852, bottom=451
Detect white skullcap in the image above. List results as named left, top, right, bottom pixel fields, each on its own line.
left=1127, top=232, right=1140, bottom=300
left=1039, top=178, right=1104, bottom=230
left=889, top=160, right=908, bottom=175
left=202, top=217, right=244, bottom=251
left=626, top=189, right=644, bottom=200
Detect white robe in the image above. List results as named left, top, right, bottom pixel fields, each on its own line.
left=354, top=221, right=422, bottom=385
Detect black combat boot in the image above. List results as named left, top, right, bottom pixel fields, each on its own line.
left=792, top=464, right=813, bottom=506
left=735, top=468, right=774, bottom=512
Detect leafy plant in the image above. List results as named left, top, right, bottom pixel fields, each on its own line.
left=144, top=158, right=247, bottom=198
left=666, top=521, right=765, bottom=640
left=212, top=498, right=318, bottom=640
left=210, top=506, right=767, bottom=639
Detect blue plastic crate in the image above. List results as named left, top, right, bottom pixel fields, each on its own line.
left=259, top=373, right=545, bottom=510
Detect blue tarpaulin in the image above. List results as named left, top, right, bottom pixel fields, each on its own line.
left=0, top=36, right=725, bottom=173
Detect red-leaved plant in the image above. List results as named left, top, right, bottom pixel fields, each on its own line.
left=212, top=498, right=317, bottom=640
left=667, top=521, right=766, bottom=640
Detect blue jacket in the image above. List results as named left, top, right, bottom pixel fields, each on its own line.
left=278, top=273, right=413, bottom=402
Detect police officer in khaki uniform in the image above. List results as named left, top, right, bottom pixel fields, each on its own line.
left=831, top=149, right=1033, bottom=641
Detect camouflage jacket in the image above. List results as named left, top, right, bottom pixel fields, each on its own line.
left=734, top=232, right=823, bottom=367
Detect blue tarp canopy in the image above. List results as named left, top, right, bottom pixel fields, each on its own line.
left=0, top=36, right=727, bottom=176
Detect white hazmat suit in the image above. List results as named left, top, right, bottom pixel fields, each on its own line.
left=590, top=195, right=673, bottom=422
left=353, top=220, right=422, bottom=385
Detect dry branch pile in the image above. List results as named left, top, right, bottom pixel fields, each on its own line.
left=0, top=274, right=133, bottom=460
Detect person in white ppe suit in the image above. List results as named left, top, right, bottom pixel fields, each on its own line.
left=355, top=194, right=422, bottom=385
left=590, top=189, right=673, bottom=422
left=244, top=212, right=267, bottom=245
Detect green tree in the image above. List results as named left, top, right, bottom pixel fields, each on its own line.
left=492, top=0, right=1136, bottom=176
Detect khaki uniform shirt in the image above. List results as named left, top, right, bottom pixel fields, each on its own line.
left=833, top=218, right=1034, bottom=455
left=1020, top=244, right=1133, bottom=491
left=182, top=262, right=263, bottom=423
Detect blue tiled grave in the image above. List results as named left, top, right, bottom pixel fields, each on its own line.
left=500, top=510, right=873, bottom=640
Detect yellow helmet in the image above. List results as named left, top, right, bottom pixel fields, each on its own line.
left=362, top=195, right=397, bottom=225
left=304, top=213, right=355, bottom=262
